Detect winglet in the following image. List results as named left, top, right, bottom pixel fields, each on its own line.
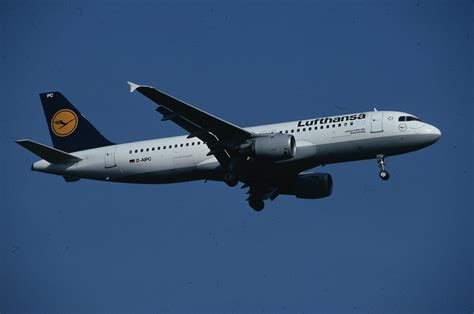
left=127, top=81, right=140, bottom=93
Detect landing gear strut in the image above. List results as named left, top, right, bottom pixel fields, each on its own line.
left=377, top=154, right=390, bottom=181
left=248, top=195, right=265, bottom=211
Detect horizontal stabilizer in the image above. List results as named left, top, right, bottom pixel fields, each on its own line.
left=16, top=139, right=82, bottom=164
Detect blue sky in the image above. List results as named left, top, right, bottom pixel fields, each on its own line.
left=1, top=0, right=472, bottom=313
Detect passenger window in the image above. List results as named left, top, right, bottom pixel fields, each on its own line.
left=326, top=125, right=329, bottom=129
left=332, top=124, right=335, bottom=128
left=129, top=150, right=132, bottom=154
left=158, top=147, right=160, bottom=150
left=350, top=122, right=353, bottom=125
left=152, top=147, right=155, bottom=151
left=303, top=128, right=306, bottom=131
left=197, top=142, right=201, bottom=145
left=297, top=129, right=300, bottom=132
left=192, top=142, right=195, bottom=145
left=140, top=149, right=144, bottom=152
left=285, top=130, right=288, bottom=133
left=291, top=130, right=294, bottom=133
left=146, top=148, right=149, bottom=152
left=180, top=144, right=183, bottom=147
left=174, top=144, right=178, bottom=148
left=186, top=143, right=189, bottom=146
left=344, top=122, right=347, bottom=126
left=163, top=146, right=166, bottom=150
left=135, top=149, right=138, bottom=153
left=309, top=127, right=312, bottom=131
left=169, top=145, right=172, bottom=149
left=338, top=123, right=341, bottom=127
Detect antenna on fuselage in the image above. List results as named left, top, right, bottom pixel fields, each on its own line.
left=373, top=107, right=378, bottom=112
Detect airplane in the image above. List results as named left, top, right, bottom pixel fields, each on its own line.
left=17, top=82, right=441, bottom=211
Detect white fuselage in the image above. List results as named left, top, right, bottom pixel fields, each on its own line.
left=32, top=111, right=441, bottom=183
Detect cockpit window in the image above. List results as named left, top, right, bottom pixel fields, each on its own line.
left=399, top=116, right=421, bottom=122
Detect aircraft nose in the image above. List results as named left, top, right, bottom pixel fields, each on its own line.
left=420, top=124, right=441, bottom=144
left=432, top=125, right=441, bottom=139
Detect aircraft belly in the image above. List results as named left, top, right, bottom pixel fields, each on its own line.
left=112, top=152, right=216, bottom=184
left=315, top=134, right=430, bottom=164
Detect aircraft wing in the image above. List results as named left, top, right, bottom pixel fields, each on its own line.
left=128, top=81, right=254, bottom=167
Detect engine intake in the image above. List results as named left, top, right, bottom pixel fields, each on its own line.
left=242, top=134, right=296, bottom=161
left=280, top=173, right=333, bottom=199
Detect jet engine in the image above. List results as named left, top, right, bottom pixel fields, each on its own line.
left=280, top=173, right=333, bottom=199
left=241, top=134, right=296, bottom=161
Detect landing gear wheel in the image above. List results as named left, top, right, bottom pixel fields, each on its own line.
left=376, top=154, right=390, bottom=181
left=249, top=196, right=265, bottom=212
left=224, top=173, right=238, bottom=187
left=379, top=170, right=390, bottom=181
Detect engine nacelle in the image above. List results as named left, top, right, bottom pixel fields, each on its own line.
left=242, top=134, right=296, bottom=161
left=280, top=173, right=333, bottom=199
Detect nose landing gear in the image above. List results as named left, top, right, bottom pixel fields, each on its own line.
left=377, top=154, right=390, bottom=181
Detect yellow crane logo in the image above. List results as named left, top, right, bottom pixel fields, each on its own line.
left=51, top=109, right=78, bottom=137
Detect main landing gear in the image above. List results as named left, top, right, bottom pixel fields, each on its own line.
left=377, top=154, right=390, bottom=181
left=248, top=195, right=265, bottom=211
left=224, top=172, right=238, bottom=187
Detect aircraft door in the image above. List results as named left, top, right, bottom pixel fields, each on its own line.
left=370, top=111, right=383, bottom=133
left=105, top=146, right=117, bottom=168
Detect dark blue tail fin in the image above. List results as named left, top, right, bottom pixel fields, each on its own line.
left=40, top=92, right=114, bottom=152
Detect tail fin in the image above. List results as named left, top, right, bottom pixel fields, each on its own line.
left=40, top=92, right=113, bottom=152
